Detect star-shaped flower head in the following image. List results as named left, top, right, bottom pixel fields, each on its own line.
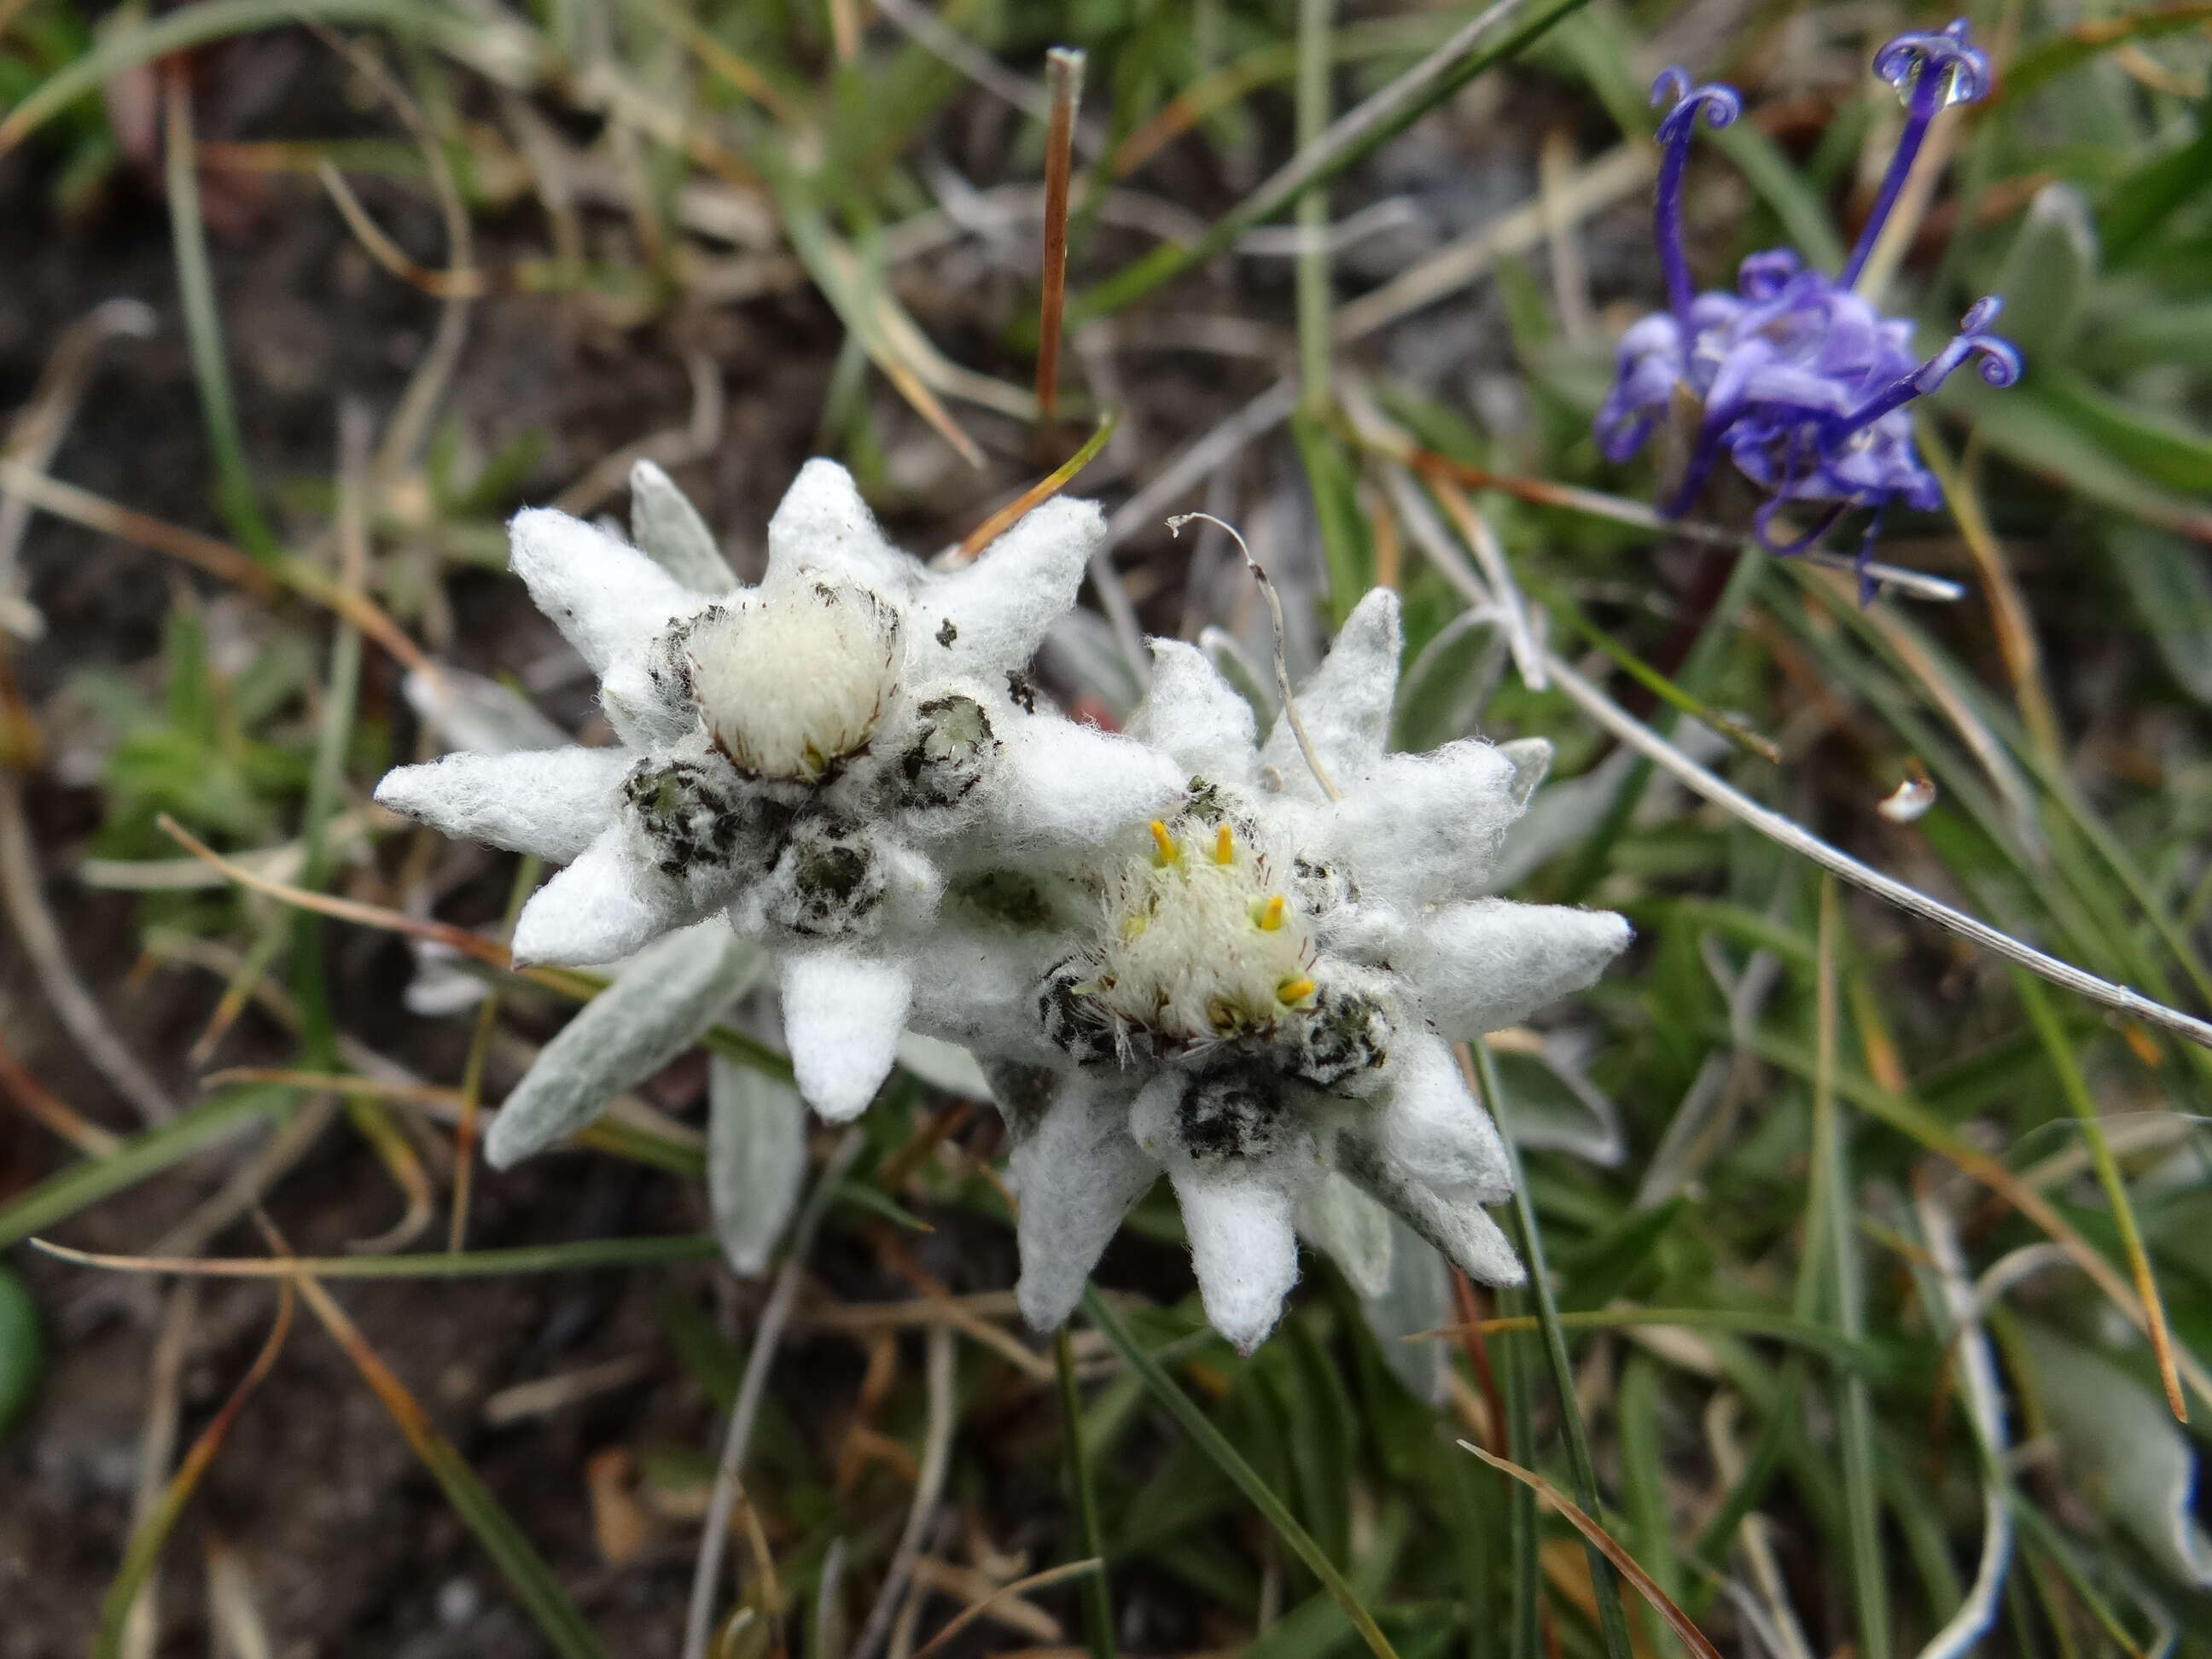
left=376, top=460, right=1182, bottom=1121
left=998, top=590, right=1632, bottom=1352
left=1595, top=20, right=2021, bottom=598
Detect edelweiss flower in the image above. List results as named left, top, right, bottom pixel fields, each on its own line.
left=376, top=460, right=1180, bottom=1122
left=1596, top=20, right=2021, bottom=597
left=991, top=591, right=1632, bottom=1352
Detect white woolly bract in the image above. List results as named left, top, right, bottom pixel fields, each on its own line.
left=686, top=577, right=900, bottom=781
left=1086, top=821, right=1316, bottom=1041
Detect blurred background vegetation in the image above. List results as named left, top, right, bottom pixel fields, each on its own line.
left=1, top=0, right=2209, bottom=1655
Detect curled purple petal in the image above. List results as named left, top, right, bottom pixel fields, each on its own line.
left=1651, top=79, right=1743, bottom=326
left=1649, top=66, right=1692, bottom=108
left=1655, top=80, right=1743, bottom=144
left=1872, top=18, right=1991, bottom=114
left=1738, top=249, right=1802, bottom=300
left=1753, top=494, right=1849, bottom=556
left=1843, top=21, right=1989, bottom=285
left=1970, top=336, right=2023, bottom=387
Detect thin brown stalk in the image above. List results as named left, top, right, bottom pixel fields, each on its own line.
left=908, top=1561, right=1105, bottom=1659
left=0, top=460, right=429, bottom=667
left=1461, top=1442, right=1724, bottom=1659
left=1035, top=49, right=1084, bottom=427
left=0, top=1022, right=122, bottom=1155
left=954, top=411, right=1117, bottom=562
left=316, top=161, right=487, bottom=298
left=0, top=461, right=272, bottom=594
left=121, top=1282, right=198, bottom=1659
left=1917, top=424, right=2061, bottom=759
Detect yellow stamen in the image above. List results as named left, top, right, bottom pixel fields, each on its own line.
left=1148, top=820, right=1178, bottom=865
left=1254, top=894, right=1287, bottom=932
left=1214, top=823, right=1235, bottom=864
left=1277, top=976, right=1317, bottom=1006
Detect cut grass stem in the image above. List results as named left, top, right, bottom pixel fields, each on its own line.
left=1034, top=49, right=1084, bottom=428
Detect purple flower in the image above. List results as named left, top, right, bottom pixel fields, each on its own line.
left=1596, top=20, right=2022, bottom=597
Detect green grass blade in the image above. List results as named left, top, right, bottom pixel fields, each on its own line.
left=93, top=1287, right=293, bottom=1659
left=1471, top=1041, right=1635, bottom=1659
left=1081, top=1287, right=1401, bottom=1659
left=1500, top=1302, right=1540, bottom=1659
left=1813, top=881, right=1889, bottom=1659
left=0, top=0, right=471, bottom=157
left=1057, top=1327, right=1120, bottom=1659
left=2013, top=970, right=2188, bottom=1420
left=37, top=1233, right=719, bottom=1278
left=0, top=1266, right=41, bottom=1438
left=162, top=74, right=280, bottom=562
left=0, top=1088, right=288, bottom=1249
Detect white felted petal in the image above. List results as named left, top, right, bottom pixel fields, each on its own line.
left=1318, top=740, right=1523, bottom=907
left=905, top=923, right=1068, bottom=1064
left=1260, top=585, right=1401, bottom=793
left=764, top=458, right=916, bottom=593
left=511, top=826, right=687, bottom=966
left=1171, top=1166, right=1302, bottom=1354
left=509, top=508, right=693, bottom=674
left=629, top=460, right=737, bottom=594
left=597, top=642, right=704, bottom=753
left=985, top=718, right=1185, bottom=853
left=923, top=497, right=1103, bottom=678
left=1126, top=639, right=1260, bottom=783
left=1406, top=899, right=1632, bottom=1038
left=375, top=748, right=627, bottom=864
left=896, top=1032, right=993, bottom=1098
left=1371, top=1030, right=1512, bottom=1202
left=1340, top=1136, right=1525, bottom=1288
left=708, top=1052, right=807, bottom=1274
left=486, top=922, right=762, bottom=1168
left=1495, top=736, right=1552, bottom=806
left=1294, top=1171, right=1394, bottom=1299
left=404, top=665, right=567, bottom=754
left=780, top=949, right=913, bottom=1121
left=1010, top=1077, right=1159, bottom=1331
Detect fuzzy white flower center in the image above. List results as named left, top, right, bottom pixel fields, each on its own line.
left=1086, top=819, right=1318, bottom=1041
left=686, top=578, right=901, bottom=781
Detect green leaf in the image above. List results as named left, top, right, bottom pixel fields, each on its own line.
left=0, top=1266, right=41, bottom=1439
left=1292, top=413, right=1372, bottom=626
left=2036, top=372, right=2212, bottom=493
left=1992, top=183, right=2096, bottom=362
left=2108, top=524, right=2212, bottom=706
left=2099, top=104, right=2212, bottom=265
left=2023, top=1326, right=2211, bottom=1589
